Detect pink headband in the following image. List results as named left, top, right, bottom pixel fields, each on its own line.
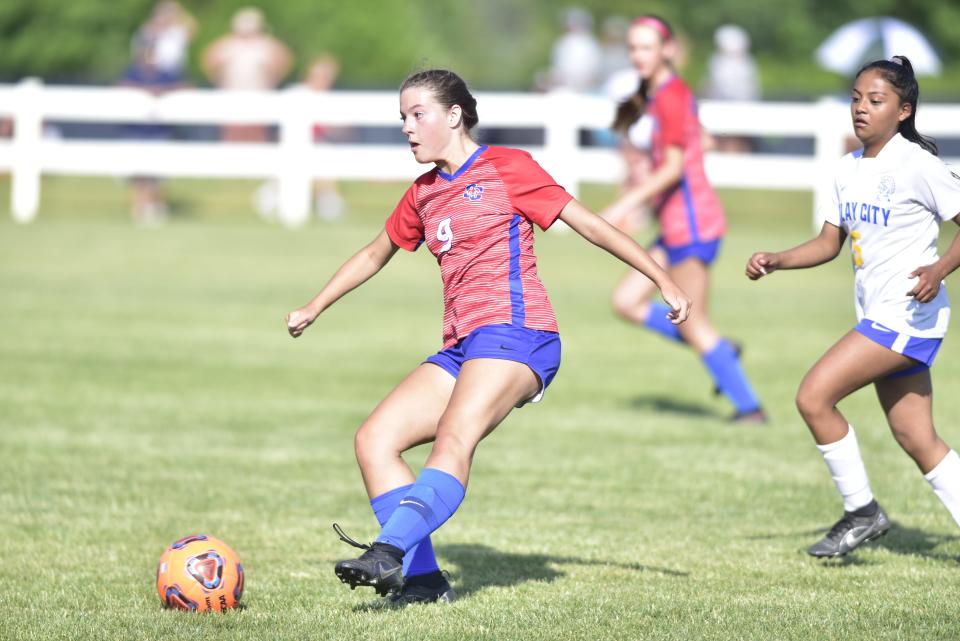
left=632, top=16, right=671, bottom=41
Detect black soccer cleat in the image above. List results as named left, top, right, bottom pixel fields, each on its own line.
left=332, top=524, right=404, bottom=597
left=807, top=501, right=891, bottom=558
left=387, top=570, right=456, bottom=606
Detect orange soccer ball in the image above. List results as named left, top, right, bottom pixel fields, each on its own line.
left=156, top=534, right=245, bottom=612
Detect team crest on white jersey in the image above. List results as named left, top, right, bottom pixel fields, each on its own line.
left=463, top=183, right=484, bottom=201
left=876, top=175, right=895, bottom=201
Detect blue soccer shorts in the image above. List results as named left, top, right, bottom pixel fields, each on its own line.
left=653, top=236, right=722, bottom=266
left=854, top=318, right=943, bottom=379
left=424, top=324, right=561, bottom=406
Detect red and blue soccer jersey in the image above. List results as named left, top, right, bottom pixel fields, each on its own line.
left=648, top=76, right=726, bottom=246
left=385, top=145, right=573, bottom=347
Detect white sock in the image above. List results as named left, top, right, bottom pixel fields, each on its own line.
left=816, top=425, right=875, bottom=512
left=924, top=449, right=960, bottom=528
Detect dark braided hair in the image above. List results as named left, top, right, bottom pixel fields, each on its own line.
left=856, top=55, right=938, bottom=156
left=612, top=15, right=674, bottom=133
left=401, top=69, right=479, bottom=133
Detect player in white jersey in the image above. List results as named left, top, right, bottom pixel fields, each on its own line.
left=746, top=56, right=960, bottom=557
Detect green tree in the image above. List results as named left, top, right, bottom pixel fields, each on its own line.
left=0, top=0, right=956, bottom=97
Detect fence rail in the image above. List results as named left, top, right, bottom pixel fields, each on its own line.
left=1, top=79, right=959, bottom=226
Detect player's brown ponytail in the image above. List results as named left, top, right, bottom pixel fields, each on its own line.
left=612, top=79, right=649, bottom=133
left=612, top=15, right=674, bottom=134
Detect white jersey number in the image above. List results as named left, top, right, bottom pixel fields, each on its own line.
left=436, top=217, right=453, bottom=253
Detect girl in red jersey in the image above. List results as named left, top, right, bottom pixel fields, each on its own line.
left=286, top=69, right=691, bottom=604
left=602, top=15, right=765, bottom=423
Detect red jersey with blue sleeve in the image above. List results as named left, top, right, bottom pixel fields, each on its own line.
left=648, top=76, right=726, bottom=246
left=385, top=145, right=572, bottom=347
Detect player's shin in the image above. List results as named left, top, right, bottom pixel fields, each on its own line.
left=644, top=302, right=685, bottom=342
left=702, top=339, right=761, bottom=413
left=376, top=468, right=466, bottom=552
left=370, top=484, right=441, bottom=577
left=817, top=425, right=875, bottom=511
left=924, top=449, right=960, bottom=528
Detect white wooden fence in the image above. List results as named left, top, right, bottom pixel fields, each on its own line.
left=1, top=78, right=959, bottom=226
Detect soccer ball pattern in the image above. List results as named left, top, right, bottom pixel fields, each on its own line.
left=156, top=534, right=244, bottom=612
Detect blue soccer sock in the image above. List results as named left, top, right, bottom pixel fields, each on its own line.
left=703, top=339, right=761, bottom=413
left=644, top=302, right=685, bottom=343
left=370, top=484, right=439, bottom=578
left=376, top=468, right=466, bottom=553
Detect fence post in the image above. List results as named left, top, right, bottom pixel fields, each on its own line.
left=812, top=97, right=848, bottom=231
left=11, top=77, right=43, bottom=223
left=543, top=90, right=581, bottom=200
left=276, top=87, right=312, bottom=227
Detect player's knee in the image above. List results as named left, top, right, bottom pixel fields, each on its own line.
left=677, top=322, right=713, bottom=353
left=795, top=385, right=828, bottom=423
left=353, top=427, right=375, bottom=465
left=354, top=423, right=395, bottom=466
left=432, top=424, right=474, bottom=463
left=612, top=294, right=649, bottom=323
left=891, top=428, right=915, bottom=455
left=890, top=425, right=933, bottom=457
left=611, top=292, right=635, bottom=318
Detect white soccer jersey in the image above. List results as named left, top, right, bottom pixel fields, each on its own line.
left=821, top=133, right=960, bottom=338
left=627, top=114, right=654, bottom=151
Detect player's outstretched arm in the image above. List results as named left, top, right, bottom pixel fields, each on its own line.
left=559, top=199, right=691, bottom=324
left=908, top=213, right=960, bottom=302
left=286, top=229, right=399, bottom=337
left=746, top=222, right=846, bottom=280
left=599, top=146, right=684, bottom=227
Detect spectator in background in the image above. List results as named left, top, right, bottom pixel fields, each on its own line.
left=255, top=53, right=347, bottom=224
left=702, top=24, right=760, bottom=152
left=539, top=7, right=602, bottom=92
left=133, top=1, right=196, bottom=82
left=118, top=41, right=187, bottom=225
left=304, top=53, right=346, bottom=221
left=201, top=7, right=293, bottom=142
left=598, top=15, right=632, bottom=83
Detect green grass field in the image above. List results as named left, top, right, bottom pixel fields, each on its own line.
left=1, top=176, right=959, bottom=641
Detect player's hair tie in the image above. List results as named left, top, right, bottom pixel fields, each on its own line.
left=890, top=56, right=904, bottom=66
left=632, top=16, right=671, bottom=41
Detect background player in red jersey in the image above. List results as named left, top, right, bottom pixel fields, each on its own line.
left=602, top=15, right=765, bottom=423
left=285, top=69, right=691, bottom=604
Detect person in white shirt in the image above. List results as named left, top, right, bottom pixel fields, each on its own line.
left=746, top=55, right=960, bottom=558
left=134, top=1, right=196, bottom=81
left=201, top=7, right=293, bottom=142
left=544, top=8, right=602, bottom=92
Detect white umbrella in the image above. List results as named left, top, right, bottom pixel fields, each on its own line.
left=815, top=17, right=941, bottom=76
